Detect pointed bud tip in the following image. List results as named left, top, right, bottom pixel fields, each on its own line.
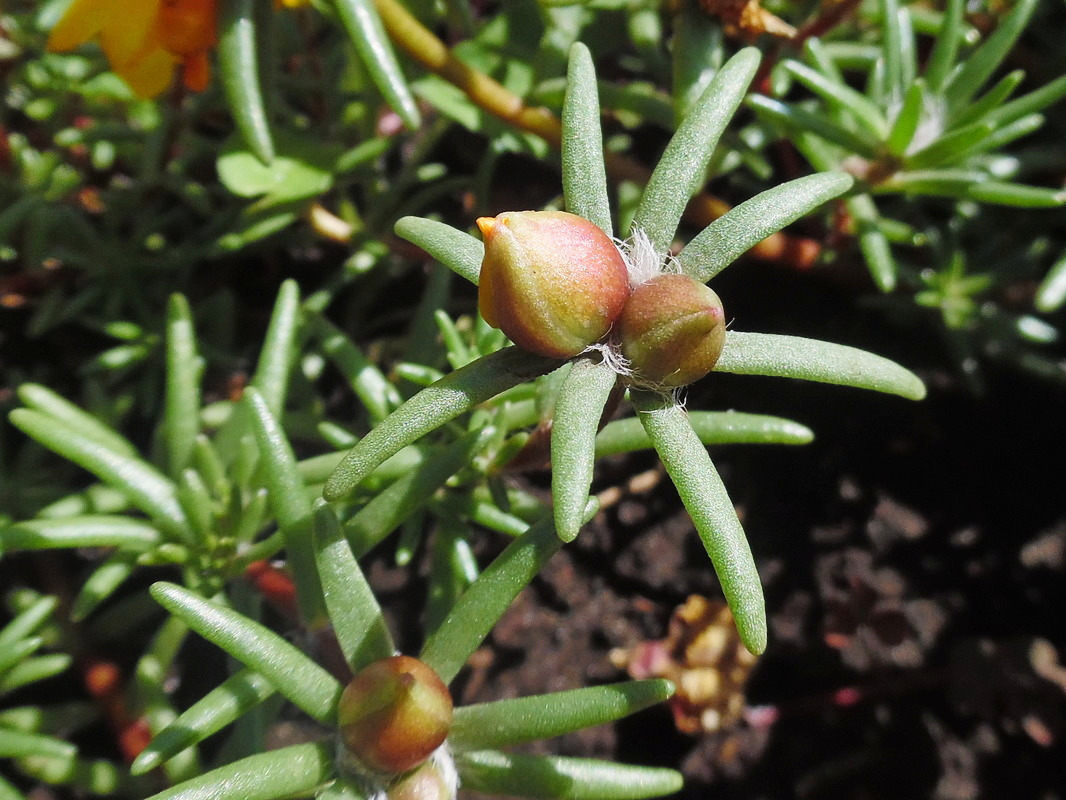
left=476, top=217, right=496, bottom=237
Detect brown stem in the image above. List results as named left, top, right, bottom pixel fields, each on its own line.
left=373, top=0, right=823, bottom=270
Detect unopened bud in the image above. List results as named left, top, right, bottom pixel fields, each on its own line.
left=477, top=211, right=630, bottom=359
left=615, top=274, right=726, bottom=388
left=338, top=656, right=453, bottom=775
left=387, top=761, right=456, bottom=800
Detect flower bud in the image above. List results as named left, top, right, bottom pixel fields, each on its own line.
left=477, top=211, right=630, bottom=359
left=387, top=762, right=456, bottom=800
left=338, top=656, right=453, bottom=775
left=615, top=274, right=726, bottom=388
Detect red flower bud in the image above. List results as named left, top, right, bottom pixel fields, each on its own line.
left=338, top=656, right=453, bottom=775
left=616, top=274, right=727, bottom=388
left=477, top=211, right=630, bottom=359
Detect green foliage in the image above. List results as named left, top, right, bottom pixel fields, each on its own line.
left=2, top=0, right=1059, bottom=798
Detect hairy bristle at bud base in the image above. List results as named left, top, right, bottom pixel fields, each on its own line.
left=616, top=228, right=680, bottom=289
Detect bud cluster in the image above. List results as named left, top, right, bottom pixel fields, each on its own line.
left=477, top=210, right=727, bottom=388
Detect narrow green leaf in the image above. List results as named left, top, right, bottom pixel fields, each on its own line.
left=630, top=47, right=761, bottom=251
left=944, top=0, right=1038, bottom=110
left=0, top=655, right=71, bottom=693
left=219, top=0, right=275, bottom=163
left=0, top=773, right=25, bottom=800
left=681, top=172, right=853, bottom=282
left=1035, top=251, right=1066, bottom=313
left=0, top=639, right=42, bottom=676
left=783, top=60, right=888, bottom=139
left=886, top=81, right=925, bottom=156
left=967, top=112, right=1044, bottom=156
left=315, top=317, right=401, bottom=425
left=0, top=516, right=161, bottom=552
left=987, top=74, right=1066, bottom=127
left=346, top=427, right=494, bottom=556
left=324, top=347, right=559, bottom=500
left=144, top=742, right=334, bottom=800
left=150, top=583, right=342, bottom=724
left=748, top=95, right=880, bottom=158
left=456, top=750, right=683, bottom=800
left=394, top=216, right=484, bottom=286
left=0, top=596, right=56, bottom=648
left=551, top=357, right=617, bottom=543
left=71, top=552, right=138, bottom=621
left=131, top=669, right=276, bottom=776
left=9, top=410, right=191, bottom=542
left=562, top=43, right=612, bottom=235
left=329, top=0, right=421, bottom=129
left=311, top=502, right=394, bottom=670
left=845, top=194, right=896, bottom=292
left=450, top=680, right=673, bottom=752
left=17, top=384, right=136, bottom=458
left=715, top=331, right=926, bottom=399
left=0, top=729, right=75, bottom=760
left=904, top=119, right=996, bottom=170
left=136, top=655, right=201, bottom=784
left=964, top=181, right=1066, bottom=208
left=163, top=295, right=202, bottom=477
left=897, top=6, right=917, bottom=94
left=595, top=411, right=813, bottom=457
left=923, top=0, right=964, bottom=91
left=879, top=0, right=903, bottom=99
left=631, top=392, right=764, bottom=655
left=244, top=388, right=323, bottom=625
left=950, top=69, right=1024, bottom=128
left=420, top=503, right=596, bottom=684
left=251, top=279, right=301, bottom=418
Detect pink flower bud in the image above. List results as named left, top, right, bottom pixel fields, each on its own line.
left=338, top=655, right=453, bottom=775
left=615, top=274, right=727, bottom=388
left=477, top=211, right=630, bottom=359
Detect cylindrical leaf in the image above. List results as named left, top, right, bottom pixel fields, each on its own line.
left=219, top=0, right=275, bottom=163
left=562, top=43, right=612, bottom=235
left=312, top=501, right=394, bottom=671
left=449, top=680, right=673, bottom=752
left=551, top=357, right=617, bottom=542
left=132, top=668, right=277, bottom=775
left=714, top=331, right=926, bottom=399
left=150, top=583, right=341, bottom=724
left=456, top=750, right=683, bottom=800
left=324, top=347, right=559, bottom=500
left=630, top=47, right=761, bottom=251
left=632, top=392, right=765, bottom=655
left=143, top=742, right=334, bottom=800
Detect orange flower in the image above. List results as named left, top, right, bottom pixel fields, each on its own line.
left=47, top=0, right=217, bottom=98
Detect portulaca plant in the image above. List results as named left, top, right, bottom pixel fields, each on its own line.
left=325, top=43, right=926, bottom=656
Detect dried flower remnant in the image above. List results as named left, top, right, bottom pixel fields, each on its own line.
left=612, top=595, right=757, bottom=734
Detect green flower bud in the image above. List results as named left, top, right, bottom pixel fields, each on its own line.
left=477, top=211, right=630, bottom=359
left=338, top=655, right=453, bottom=775
left=616, top=274, right=727, bottom=388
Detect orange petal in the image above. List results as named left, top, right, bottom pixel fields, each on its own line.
left=97, top=0, right=163, bottom=69
left=181, top=51, right=211, bottom=92
left=116, top=46, right=178, bottom=98
left=157, top=0, right=218, bottom=56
